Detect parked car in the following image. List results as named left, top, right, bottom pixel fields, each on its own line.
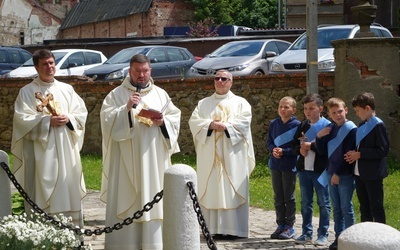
left=5, top=49, right=107, bottom=78
left=83, top=45, right=197, bottom=81
left=0, top=46, right=32, bottom=76
left=270, top=24, right=393, bottom=74
left=187, top=39, right=292, bottom=78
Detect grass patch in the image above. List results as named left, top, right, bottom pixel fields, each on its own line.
left=4, top=151, right=400, bottom=230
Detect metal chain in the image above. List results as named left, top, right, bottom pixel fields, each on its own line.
left=0, top=162, right=163, bottom=237
left=187, top=181, right=218, bottom=250
left=1, top=162, right=217, bottom=250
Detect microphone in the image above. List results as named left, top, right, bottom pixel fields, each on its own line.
left=132, top=85, right=142, bottom=109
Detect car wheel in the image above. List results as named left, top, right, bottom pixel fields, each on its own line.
left=254, top=70, right=264, bottom=76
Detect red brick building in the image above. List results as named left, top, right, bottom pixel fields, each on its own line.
left=60, top=0, right=194, bottom=39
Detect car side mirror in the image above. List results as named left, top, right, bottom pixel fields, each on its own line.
left=265, top=51, right=277, bottom=59
left=150, top=58, right=158, bottom=63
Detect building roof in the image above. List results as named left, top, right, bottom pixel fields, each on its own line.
left=60, top=0, right=152, bottom=30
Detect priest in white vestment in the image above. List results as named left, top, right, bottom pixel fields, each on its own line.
left=188, top=70, right=255, bottom=238
left=100, top=54, right=181, bottom=249
left=11, top=49, right=87, bottom=227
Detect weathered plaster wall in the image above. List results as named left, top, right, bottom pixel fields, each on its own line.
left=0, top=0, right=68, bottom=45
left=333, top=37, right=400, bottom=160
left=0, top=0, right=31, bottom=45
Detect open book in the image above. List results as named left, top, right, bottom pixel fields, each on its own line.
left=137, top=99, right=171, bottom=119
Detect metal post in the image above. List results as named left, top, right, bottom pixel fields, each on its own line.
left=0, top=150, right=12, bottom=217
left=306, top=0, right=319, bottom=94
left=278, top=0, right=282, bottom=28
left=163, top=164, right=200, bottom=250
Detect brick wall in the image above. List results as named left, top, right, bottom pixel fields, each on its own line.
left=0, top=74, right=335, bottom=160
left=61, top=0, right=194, bottom=39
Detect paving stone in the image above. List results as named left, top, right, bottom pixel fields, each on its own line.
left=81, top=190, right=335, bottom=249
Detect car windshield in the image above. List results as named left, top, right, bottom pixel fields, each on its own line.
left=290, top=28, right=352, bottom=50
left=105, top=48, right=151, bottom=64
left=20, top=52, right=68, bottom=66
left=208, top=42, right=264, bottom=57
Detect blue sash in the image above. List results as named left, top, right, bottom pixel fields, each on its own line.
left=274, top=127, right=297, bottom=147
left=356, top=116, right=382, bottom=146
left=317, top=169, right=330, bottom=187
left=304, top=117, right=330, bottom=141
left=327, top=121, right=357, bottom=158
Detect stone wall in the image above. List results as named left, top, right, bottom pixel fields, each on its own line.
left=0, top=74, right=335, bottom=160
left=2, top=71, right=399, bottom=161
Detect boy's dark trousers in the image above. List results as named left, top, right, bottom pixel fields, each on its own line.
left=271, top=169, right=297, bottom=226
left=354, top=175, right=386, bottom=223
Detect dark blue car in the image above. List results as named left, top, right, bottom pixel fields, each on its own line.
left=84, top=45, right=197, bottom=81
left=0, top=46, right=32, bottom=76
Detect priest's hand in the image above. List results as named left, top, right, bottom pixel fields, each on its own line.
left=210, top=121, right=226, bottom=131
left=151, top=115, right=164, bottom=126
left=127, top=92, right=141, bottom=110
left=50, top=114, right=70, bottom=127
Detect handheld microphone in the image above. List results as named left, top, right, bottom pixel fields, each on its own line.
left=132, top=85, right=142, bottom=109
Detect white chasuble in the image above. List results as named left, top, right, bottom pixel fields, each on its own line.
left=11, top=78, right=87, bottom=227
left=100, top=76, right=181, bottom=249
left=189, top=91, right=255, bottom=237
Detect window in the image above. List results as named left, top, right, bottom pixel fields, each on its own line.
left=167, top=48, right=184, bottom=62
left=0, top=50, right=7, bottom=63
left=264, top=42, right=279, bottom=56
left=85, top=52, right=102, bottom=65
left=61, top=52, right=85, bottom=69
left=10, top=50, right=23, bottom=64
left=277, top=42, right=291, bottom=54
left=148, top=48, right=167, bottom=63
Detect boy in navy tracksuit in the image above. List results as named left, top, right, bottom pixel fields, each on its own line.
left=345, top=92, right=390, bottom=224
left=315, top=97, right=357, bottom=250
left=266, top=96, right=300, bottom=239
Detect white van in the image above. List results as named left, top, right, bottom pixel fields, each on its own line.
left=270, top=24, right=393, bottom=74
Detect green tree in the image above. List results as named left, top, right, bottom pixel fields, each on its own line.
left=190, top=0, right=243, bottom=25
left=241, top=0, right=279, bottom=28
left=189, top=0, right=279, bottom=29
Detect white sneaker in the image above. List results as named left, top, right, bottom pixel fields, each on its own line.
left=314, top=235, right=328, bottom=246
left=295, top=234, right=312, bottom=244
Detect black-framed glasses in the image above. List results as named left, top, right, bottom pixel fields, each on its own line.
left=214, top=77, right=231, bottom=82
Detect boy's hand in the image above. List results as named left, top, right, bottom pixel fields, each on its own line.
left=300, top=147, right=308, bottom=157
left=300, top=142, right=311, bottom=150
left=272, top=147, right=283, bottom=159
left=344, top=150, right=360, bottom=164
left=331, top=173, right=339, bottom=185
left=300, top=142, right=311, bottom=156
left=317, top=127, right=331, bottom=138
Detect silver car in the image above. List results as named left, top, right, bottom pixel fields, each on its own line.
left=270, top=24, right=393, bottom=74
left=188, top=39, right=291, bottom=77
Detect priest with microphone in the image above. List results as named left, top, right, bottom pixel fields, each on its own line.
left=100, top=54, right=181, bottom=250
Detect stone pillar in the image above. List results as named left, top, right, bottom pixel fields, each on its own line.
left=163, top=164, right=200, bottom=250
left=0, top=150, right=12, bottom=217
left=332, top=38, right=400, bottom=159
left=351, top=0, right=377, bottom=38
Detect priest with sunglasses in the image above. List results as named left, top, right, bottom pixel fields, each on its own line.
left=189, top=69, right=255, bottom=239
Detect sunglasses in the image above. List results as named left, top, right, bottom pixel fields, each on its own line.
left=214, top=77, right=231, bottom=82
